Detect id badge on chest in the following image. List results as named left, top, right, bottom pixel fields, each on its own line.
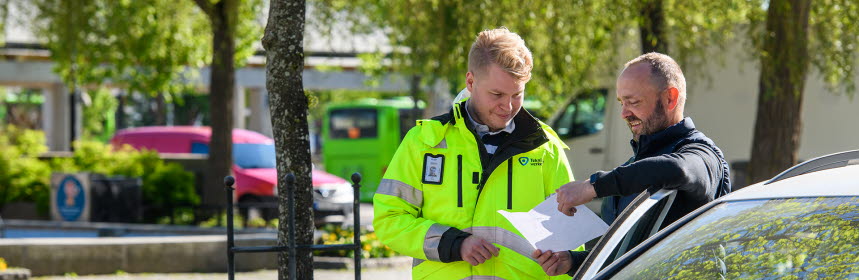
left=422, top=153, right=445, bottom=185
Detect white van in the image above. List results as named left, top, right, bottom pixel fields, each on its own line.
left=552, top=47, right=859, bottom=188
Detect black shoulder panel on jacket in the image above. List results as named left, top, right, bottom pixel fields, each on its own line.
left=430, top=110, right=455, bottom=125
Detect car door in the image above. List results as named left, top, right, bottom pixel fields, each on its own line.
left=573, top=188, right=678, bottom=280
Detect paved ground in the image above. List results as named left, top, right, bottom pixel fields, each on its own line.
left=32, top=267, right=411, bottom=280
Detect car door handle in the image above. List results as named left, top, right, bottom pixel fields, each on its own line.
left=589, top=147, right=604, bottom=154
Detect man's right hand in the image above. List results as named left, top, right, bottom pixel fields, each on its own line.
left=460, top=235, right=500, bottom=266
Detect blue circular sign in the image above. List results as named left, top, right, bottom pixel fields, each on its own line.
left=56, top=175, right=85, bottom=221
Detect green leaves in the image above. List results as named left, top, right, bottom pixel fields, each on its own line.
left=26, top=0, right=262, bottom=98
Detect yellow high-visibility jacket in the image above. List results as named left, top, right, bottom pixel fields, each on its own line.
left=374, top=101, right=580, bottom=280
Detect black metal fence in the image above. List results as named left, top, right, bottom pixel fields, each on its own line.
left=225, top=172, right=363, bottom=280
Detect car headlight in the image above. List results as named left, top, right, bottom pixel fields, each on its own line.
left=316, top=182, right=355, bottom=203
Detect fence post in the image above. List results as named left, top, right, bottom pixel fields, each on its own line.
left=224, top=176, right=236, bottom=280
left=351, top=173, right=362, bottom=280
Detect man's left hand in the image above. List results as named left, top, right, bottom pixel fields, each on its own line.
left=531, top=249, right=573, bottom=276
left=556, top=180, right=597, bottom=216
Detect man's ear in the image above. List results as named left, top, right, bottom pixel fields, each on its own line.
left=466, top=72, right=475, bottom=93
left=666, top=87, right=680, bottom=111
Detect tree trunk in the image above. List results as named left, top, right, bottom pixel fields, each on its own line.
left=639, top=0, right=667, bottom=54
left=203, top=0, right=238, bottom=213
left=748, top=0, right=811, bottom=185
left=262, top=0, right=314, bottom=279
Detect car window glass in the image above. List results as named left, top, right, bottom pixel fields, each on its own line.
left=601, top=193, right=675, bottom=270
left=555, top=89, right=607, bottom=139
left=609, top=197, right=859, bottom=279
left=191, top=142, right=209, bottom=154
left=233, top=143, right=276, bottom=169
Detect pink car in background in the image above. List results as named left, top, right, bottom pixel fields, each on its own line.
left=110, top=126, right=354, bottom=223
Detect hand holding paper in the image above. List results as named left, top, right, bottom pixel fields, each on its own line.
left=498, top=194, right=609, bottom=252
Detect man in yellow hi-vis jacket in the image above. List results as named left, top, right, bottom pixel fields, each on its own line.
left=373, top=27, right=580, bottom=280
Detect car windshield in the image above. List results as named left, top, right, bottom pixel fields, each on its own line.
left=233, top=143, right=276, bottom=169
left=610, top=196, right=859, bottom=280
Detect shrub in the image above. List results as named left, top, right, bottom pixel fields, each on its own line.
left=63, top=141, right=199, bottom=224
left=0, top=126, right=52, bottom=214
left=0, top=126, right=198, bottom=224
left=315, top=224, right=400, bottom=258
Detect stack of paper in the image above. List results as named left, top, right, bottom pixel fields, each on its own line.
left=498, top=194, right=610, bottom=252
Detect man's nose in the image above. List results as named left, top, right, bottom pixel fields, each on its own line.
left=621, top=106, right=632, bottom=119
left=500, top=96, right=513, bottom=111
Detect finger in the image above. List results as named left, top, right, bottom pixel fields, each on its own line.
left=539, top=251, right=552, bottom=266
left=541, top=254, right=559, bottom=272
left=535, top=250, right=552, bottom=264
left=547, top=258, right=562, bottom=276
left=473, top=253, right=487, bottom=265
left=559, top=203, right=571, bottom=216
left=470, top=256, right=480, bottom=266
left=485, top=243, right=500, bottom=257
left=531, top=249, right=542, bottom=259
left=475, top=244, right=492, bottom=261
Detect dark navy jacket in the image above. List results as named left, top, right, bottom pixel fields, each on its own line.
left=594, top=117, right=731, bottom=227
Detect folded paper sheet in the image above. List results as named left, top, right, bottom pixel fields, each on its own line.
left=498, top=194, right=610, bottom=252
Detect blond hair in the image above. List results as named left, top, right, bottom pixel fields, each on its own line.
left=468, top=27, right=533, bottom=82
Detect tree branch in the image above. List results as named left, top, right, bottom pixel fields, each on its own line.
left=193, top=0, right=215, bottom=17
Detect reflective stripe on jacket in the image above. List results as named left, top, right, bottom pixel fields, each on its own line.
left=374, top=101, right=581, bottom=280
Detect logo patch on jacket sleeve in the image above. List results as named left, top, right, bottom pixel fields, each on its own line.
left=422, top=153, right=445, bottom=184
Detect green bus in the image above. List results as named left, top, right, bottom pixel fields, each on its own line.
left=322, top=97, right=424, bottom=202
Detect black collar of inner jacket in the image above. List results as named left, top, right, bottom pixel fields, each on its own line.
left=457, top=101, right=546, bottom=149
left=458, top=101, right=548, bottom=190
left=631, top=117, right=696, bottom=157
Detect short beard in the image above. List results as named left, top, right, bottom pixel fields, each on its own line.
left=632, top=100, right=670, bottom=140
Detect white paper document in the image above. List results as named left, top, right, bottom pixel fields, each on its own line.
left=498, top=194, right=610, bottom=252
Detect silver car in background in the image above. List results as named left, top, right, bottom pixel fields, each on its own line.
left=574, top=150, right=859, bottom=279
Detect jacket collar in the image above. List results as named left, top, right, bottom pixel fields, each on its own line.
left=454, top=100, right=544, bottom=142
left=631, top=117, right=696, bottom=157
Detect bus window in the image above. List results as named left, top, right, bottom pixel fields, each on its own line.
left=329, top=108, right=379, bottom=139
left=398, top=109, right=422, bottom=140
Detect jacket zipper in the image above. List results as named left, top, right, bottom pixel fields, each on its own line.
left=457, top=154, right=463, bottom=207
left=507, top=158, right=513, bottom=210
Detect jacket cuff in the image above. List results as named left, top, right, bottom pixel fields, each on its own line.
left=438, top=227, right=472, bottom=263
left=591, top=171, right=618, bottom=198
left=565, top=250, right=590, bottom=276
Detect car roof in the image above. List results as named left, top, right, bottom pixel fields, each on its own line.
left=113, top=126, right=273, bottom=144
left=722, top=164, right=859, bottom=201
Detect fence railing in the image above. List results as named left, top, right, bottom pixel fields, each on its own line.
left=225, top=172, right=363, bottom=280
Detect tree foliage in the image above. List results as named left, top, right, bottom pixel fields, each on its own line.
left=309, top=0, right=766, bottom=115
left=22, top=0, right=261, bottom=98
left=309, top=0, right=621, bottom=115
left=747, top=0, right=859, bottom=183
left=26, top=0, right=209, bottom=98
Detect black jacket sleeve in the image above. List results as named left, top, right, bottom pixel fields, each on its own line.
left=438, top=227, right=472, bottom=263
left=565, top=250, right=590, bottom=276
left=591, top=143, right=722, bottom=198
